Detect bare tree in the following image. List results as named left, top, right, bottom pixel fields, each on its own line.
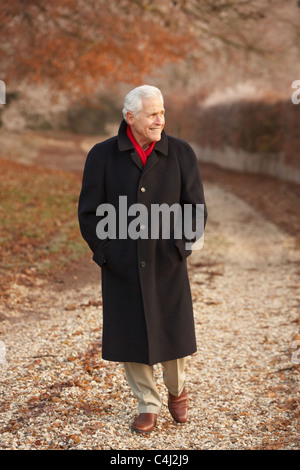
left=0, top=0, right=298, bottom=96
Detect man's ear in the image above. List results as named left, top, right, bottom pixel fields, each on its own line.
left=126, top=112, right=135, bottom=126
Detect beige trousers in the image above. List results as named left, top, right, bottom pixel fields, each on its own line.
left=123, top=358, right=186, bottom=414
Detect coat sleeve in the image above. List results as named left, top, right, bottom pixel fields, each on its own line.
left=173, top=139, right=208, bottom=259
left=78, top=144, right=110, bottom=267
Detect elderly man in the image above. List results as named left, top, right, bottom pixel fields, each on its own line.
left=78, top=85, right=207, bottom=433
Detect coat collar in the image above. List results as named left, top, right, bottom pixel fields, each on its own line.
left=117, top=119, right=168, bottom=156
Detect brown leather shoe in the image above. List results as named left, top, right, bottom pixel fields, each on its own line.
left=168, top=387, right=188, bottom=423
left=132, top=413, right=157, bottom=433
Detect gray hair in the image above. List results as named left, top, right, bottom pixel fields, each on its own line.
left=122, top=85, right=164, bottom=122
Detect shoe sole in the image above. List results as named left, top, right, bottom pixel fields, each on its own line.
left=131, top=421, right=157, bottom=434
left=131, top=425, right=155, bottom=434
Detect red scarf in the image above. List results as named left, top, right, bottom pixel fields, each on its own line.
left=126, top=125, right=155, bottom=166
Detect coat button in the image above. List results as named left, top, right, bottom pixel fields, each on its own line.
left=140, top=187, right=146, bottom=192
left=140, top=261, right=147, bottom=268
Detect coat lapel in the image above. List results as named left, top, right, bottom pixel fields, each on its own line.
left=131, top=150, right=144, bottom=170
left=142, top=150, right=158, bottom=175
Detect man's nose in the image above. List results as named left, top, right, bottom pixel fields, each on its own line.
left=155, top=114, right=164, bottom=125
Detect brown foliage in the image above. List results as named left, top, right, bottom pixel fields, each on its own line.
left=1, top=0, right=298, bottom=96
left=0, top=0, right=191, bottom=95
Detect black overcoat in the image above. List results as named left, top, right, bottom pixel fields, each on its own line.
left=78, top=120, right=207, bottom=365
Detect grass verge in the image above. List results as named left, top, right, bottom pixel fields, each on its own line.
left=0, top=158, right=89, bottom=289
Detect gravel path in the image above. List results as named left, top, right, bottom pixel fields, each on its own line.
left=0, top=183, right=299, bottom=450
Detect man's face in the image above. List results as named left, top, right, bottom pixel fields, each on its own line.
left=127, top=96, right=165, bottom=149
